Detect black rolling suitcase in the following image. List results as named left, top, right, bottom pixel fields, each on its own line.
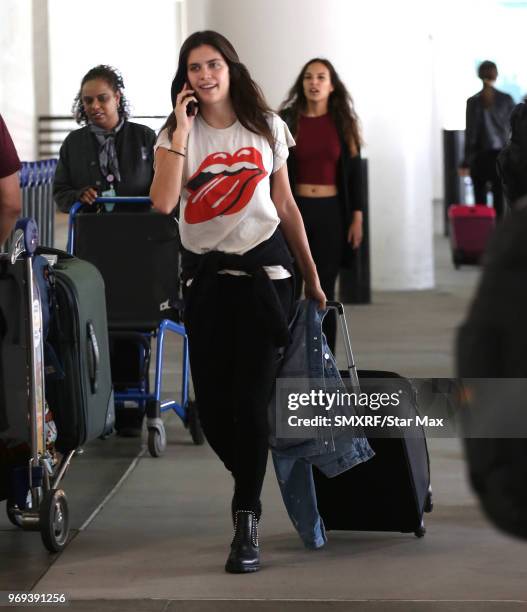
left=0, top=256, right=32, bottom=503
left=313, top=306, right=433, bottom=537
left=40, top=249, right=114, bottom=453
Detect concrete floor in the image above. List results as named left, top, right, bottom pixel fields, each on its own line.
left=1, top=206, right=527, bottom=611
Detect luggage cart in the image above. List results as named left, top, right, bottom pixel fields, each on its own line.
left=1, top=218, right=73, bottom=552
left=66, top=197, right=203, bottom=457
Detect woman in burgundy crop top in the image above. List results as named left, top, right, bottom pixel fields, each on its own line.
left=280, top=58, right=363, bottom=352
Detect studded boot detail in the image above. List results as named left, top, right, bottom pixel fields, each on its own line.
left=231, top=495, right=262, bottom=526
left=225, top=510, right=260, bottom=573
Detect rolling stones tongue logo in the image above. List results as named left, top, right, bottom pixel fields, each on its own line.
left=184, top=147, right=267, bottom=224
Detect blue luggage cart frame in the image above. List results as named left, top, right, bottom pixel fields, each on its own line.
left=66, top=197, right=203, bottom=457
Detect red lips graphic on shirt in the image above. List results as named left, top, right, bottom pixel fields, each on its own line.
left=184, top=147, right=267, bottom=224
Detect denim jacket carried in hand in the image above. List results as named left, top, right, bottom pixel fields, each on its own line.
left=269, top=299, right=374, bottom=548
left=269, top=299, right=372, bottom=458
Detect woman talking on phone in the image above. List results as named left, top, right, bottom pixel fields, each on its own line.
left=150, top=31, right=325, bottom=574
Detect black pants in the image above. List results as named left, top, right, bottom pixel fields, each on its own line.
left=470, top=150, right=505, bottom=219
left=184, top=274, right=293, bottom=514
left=296, top=195, right=343, bottom=353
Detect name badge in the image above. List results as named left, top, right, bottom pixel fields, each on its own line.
left=101, top=187, right=116, bottom=211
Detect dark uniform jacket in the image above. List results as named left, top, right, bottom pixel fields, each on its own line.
left=53, top=120, right=156, bottom=213
left=463, top=88, right=515, bottom=167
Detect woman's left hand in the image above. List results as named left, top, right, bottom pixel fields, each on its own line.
left=305, top=280, right=327, bottom=311
left=347, top=221, right=363, bottom=249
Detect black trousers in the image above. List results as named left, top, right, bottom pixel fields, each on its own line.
left=184, top=274, right=293, bottom=513
left=470, top=150, right=505, bottom=219
left=295, top=195, right=343, bottom=353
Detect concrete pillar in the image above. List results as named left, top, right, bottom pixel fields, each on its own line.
left=0, top=0, right=36, bottom=159
left=187, top=0, right=435, bottom=290
left=33, top=0, right=51, bottom=118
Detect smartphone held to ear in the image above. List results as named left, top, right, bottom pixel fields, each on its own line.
left=186, top=100, right=198, bottom=117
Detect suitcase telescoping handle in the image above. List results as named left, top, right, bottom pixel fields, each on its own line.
left=86, top=320, right=100, bottom=394
left=325, top=301, right=360, bottom=391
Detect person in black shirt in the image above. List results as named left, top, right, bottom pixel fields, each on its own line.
left=459, top=60, right=515, bottom=218
left=53, top=65, right=155, bottom=213
left=53, top=66, right=156, bottom=437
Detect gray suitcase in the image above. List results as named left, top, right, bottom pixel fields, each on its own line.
left=41, top=249, right=114, bottom=452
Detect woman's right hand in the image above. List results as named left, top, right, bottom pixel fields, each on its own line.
left=304, top=278, right=327, bottom=311
left=79, top=187, right=98, bottom=205
left=173, top=82, right=198, bottom=136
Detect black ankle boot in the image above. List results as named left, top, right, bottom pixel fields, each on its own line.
left=225, top=510, right=260, bottom=573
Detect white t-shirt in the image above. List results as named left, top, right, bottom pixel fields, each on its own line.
left=155, top=112, right=295, bottom=279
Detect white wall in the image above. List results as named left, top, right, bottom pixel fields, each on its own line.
left=187, top=0, right=435, bottom=290
left=47, top=0, right=184, bottom=118
left=0, top=0, right=36, bottom=159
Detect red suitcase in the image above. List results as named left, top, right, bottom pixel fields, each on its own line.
left=448, top=204, right=496, bottom=268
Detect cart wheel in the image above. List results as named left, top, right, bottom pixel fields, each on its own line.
left=414, top=520, right=426, bottom=538
left=6, top=500, right=23, bottom=528
left=187, top=401, right=205, bottom=446
left=424, top=486, right=434, bottom=513
left=39, top=489, right=69, bottom=553
left=147, top=425, right=166, bottom=457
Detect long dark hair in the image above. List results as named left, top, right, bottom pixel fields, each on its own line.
left=72, top=65, right=129, bottom=125
left=279, top=58, right=362, bottom=154
left=162, top=31, right=274, bottom=149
